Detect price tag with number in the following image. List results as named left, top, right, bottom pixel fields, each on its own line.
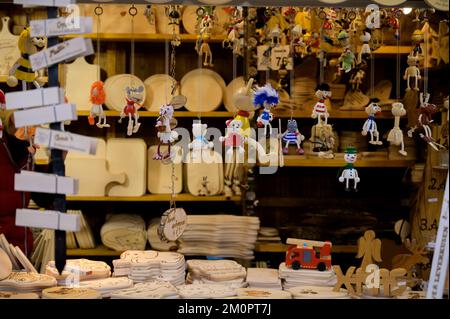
left=257, top=45, right=293, bottom=71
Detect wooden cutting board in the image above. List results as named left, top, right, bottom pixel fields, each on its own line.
left=64, top=57, right=100, bottom=111
left=0, top=17, right=20, bottom=77
left=106, top=138, right=147, bottom=197
left=147, top=145, right=182, bottom=194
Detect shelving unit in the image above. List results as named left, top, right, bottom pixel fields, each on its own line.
left=67, top=193, right=241, bottom=202
left=62, top=33, right=227, bottom=43
left=281, top=156, right=415, bottom=168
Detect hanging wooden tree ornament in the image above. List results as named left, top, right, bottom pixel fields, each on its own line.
left=89, top=5, right=109, bottom=128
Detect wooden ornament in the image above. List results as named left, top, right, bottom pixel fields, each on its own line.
left=0, top=248, right=12, bottom=280
left=392, top=238, right=429, bottom=276
left=0, top=17, right=20, bottom=77
left=356, top=230, right=382, bottom=271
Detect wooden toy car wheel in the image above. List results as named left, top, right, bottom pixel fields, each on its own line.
left=292, top=260, right=301, bottom=270
left=317, top=262, right=326, bottom=272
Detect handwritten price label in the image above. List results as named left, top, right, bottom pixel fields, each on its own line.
left=257, top=45, right=293, bottom=71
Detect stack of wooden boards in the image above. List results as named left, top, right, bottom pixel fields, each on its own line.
left=100, top=214, right=147, bottom=252
left=45, top=258, right=111, bottom=285
left=111, top=280, right=180, bottom=299
left=0, top=233, right=37, bottom=274
left=278, top=262, right=337, bottom=289
left=178, top=215, right=260, bottom=259
left=245, top=268, right=282, bottom=290
left=185, top=259, right=247, bottom=289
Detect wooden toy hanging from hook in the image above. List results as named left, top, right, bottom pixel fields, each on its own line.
left=195, top=6, right=214, bottom=67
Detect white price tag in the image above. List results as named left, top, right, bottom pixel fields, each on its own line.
left=257, top=45, right=293, bottom=71
left=5, top=87, right=65, bottom=110
left=34, top=127, right=98, bottom=155
left=30, top=37, right=94, bottom=71
left=14, top=0, right=75, bottom=7
left=13, top=103, right=77, bottom=128
left=30, top=17, right=93, bottom=37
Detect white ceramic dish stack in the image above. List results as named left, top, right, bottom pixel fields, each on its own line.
left=111, top=280, right=180, bottom=299
left=178, top=215, right=260, bottom=259
left=246, top=268, right=282, bottom=289
left=278, top=262, right=337, bottom=290
left=100, top=214, right=148, bottom=252
left=186, top=259, right=247, bottom=289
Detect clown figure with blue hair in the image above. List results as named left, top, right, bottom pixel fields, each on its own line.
left=254, top=84, right=279, bottom=137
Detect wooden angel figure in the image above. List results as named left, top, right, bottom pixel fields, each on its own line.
left=281, top=119, right=305, bottom=155
left=408, top=93, right=445, bottom=151
left=387, top=102, right=407, bottom=156
left=358, top=30, right=371, bottom=63
left=392, top=238, right=429, bottom=280
left=154, top=103, right=179, bottom=161
left=338, top=147, right=360, bottom=192
left=254, top=84, right=279, bottom=137
left=118, top=85, right=144, bottom=136
left=88, top=81, right=109, bottom=128
left=362, top=98, right=383, bottom=145
left=188, top=120, right=213, bottom=160
left=356, top=230, right=382, bottom=271
left=195, top=12, right=214, bottom=67
left=311, top=83, right=331, bottom=125
left=7, top=27, right=47, bottom=90
left=404, top=55, right=421, bottom=91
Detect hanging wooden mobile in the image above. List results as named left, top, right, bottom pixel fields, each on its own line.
left=338, top=146, right=360, bottom=192
left=89, top=5, right=109, bottom=128
left=118, top=5, right=144, bottom=136
left=195, top=6, right=214, bottom=67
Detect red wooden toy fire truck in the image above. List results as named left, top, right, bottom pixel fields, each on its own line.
left=285, top=238, right=332, bottom=271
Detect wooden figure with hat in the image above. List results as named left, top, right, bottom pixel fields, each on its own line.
left=362, top=98, right=383, bottom=145
left=311, top=83, right=331, bottom=125
left=338, top=146, right=360, bottom=192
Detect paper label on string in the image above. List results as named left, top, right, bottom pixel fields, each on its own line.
left=34, top=127, right=98, bottom=155
left=30, top=17, right=93, bottom=37
left=257, top=45, right=293, bottom=71
left=15, top=208, right=80, bottom=232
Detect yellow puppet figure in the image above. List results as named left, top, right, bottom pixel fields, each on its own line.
left=7, top=27, right=47, bottom=89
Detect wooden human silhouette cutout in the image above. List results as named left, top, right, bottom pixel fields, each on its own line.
left=356, top=230, right=382, bottom=270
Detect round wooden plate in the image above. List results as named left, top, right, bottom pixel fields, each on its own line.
left=198, top=0, right=233, bottom=4
left=224, top=76, right=246, bottom=113
left=181, top=68, right=224, bottom=112
left=143, top=74, right=177, bottom=111
left=182, top=6, right=198, bottom=35
left=104, top=74, right=146, bottom=111
left=372, top=0, right=407, bottom=5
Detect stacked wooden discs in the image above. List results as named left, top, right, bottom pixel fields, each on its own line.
left=78, top=277, right=134, bottom=298
left=45, top=259, right=111, bottom=285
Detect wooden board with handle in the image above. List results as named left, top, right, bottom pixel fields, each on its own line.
left=0, top=17, right=20, bottom=77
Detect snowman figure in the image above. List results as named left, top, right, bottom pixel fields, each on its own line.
left=338, top=147, right=360, bottom=192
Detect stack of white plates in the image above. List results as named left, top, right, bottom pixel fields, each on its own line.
left=278, top=262, right=337, bottom=290
left=186, top=259, right=247, bottom=289
left=288, top=286, right=350, bottom=299
left=0, top=272, right=56, bottom=294
left=46, top=259, right=111, bottom=285
left=177, top=283, right=237, bottom=299
left=178, top=215, right=260, bottom=259
left=246, top=268, right=282, bottom=289
left=104, top=74, right=146, bottom=111
left=113, top=250, right=186, bottom=286
left=111, top=280, right=180, bottom=299
left=236, top=288, right=292, bottom=299
left=100, top=214, right=148, bottom=252
left=78, top=277, right=134, bottom=298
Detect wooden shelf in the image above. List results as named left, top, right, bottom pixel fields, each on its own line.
left=255, top=243, right=358, bottom=254
left=67, top=245, right=121, bottom=257
left=328, top=46, right=413, bottom=55
left=67, top=193, right=241, bottom=202
left=76, top=110, right=233, bottom=118
left=62, top=33, right=226, bottom=43
left=0, top=76, right=48, bottom=83
left=281, top=156, right=415, bottom=168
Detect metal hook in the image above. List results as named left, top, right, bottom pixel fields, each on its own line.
left=129, top=4, right=138, bottom=17
left=94, top=5, right=103, bottom=16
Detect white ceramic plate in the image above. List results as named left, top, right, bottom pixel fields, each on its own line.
left=104, top=74, right=146, bottom=111
left=143, top=74, right=177, bottom=111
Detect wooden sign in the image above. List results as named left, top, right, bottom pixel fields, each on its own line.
left=30, top=37, right=93, bottom=71
left=34, top=127, right=98, bottom=155
left=16, top=208, right=80, bottom=232
left=5, top=87, right=65, bottom=110
left=14, top=0, right=74, bottom=7
left=158, top=208, right=187, bottom=242
left=30, top=17, right=93, bottom=37
left=13, top=103, right=77, bottom=128
left=14, top=170, right=78, bottom=195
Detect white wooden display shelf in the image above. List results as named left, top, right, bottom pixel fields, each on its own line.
left=66, top=193, right=241, bottom=202
left=255, top=243, right=358, bottom=253
left=62, top=33, right=227, bottom=43
left=273, top=156, right=415, bottom=168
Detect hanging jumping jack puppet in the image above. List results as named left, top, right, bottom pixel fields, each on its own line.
left=118, top=85, right=144, bottom=136
left=223, top=7, right=244, bottom=56
left=154, top=103, right=179, bottom=161
left=407, top=92, right=445, bottom=151
left=254, top=84, right=279, bottom=137
left=404, top=55, right=421, bottom=91
left=338, top=146, right=360, bottom=192
left=411, top=29, right=424, bottom=59
left=387, top=102, right=407, bottom=156
left=188, top=120, right=213, bottom=160
left=7, top=27, right=46, bottom=89
left=311, top=83, right=332, bottom=125
left=362, top=98, right=383, bottom=145
left=281, top=119, right=305, bottom=155
left=195, top=7, right=214, bottom=67
left=336, top=30, right=355, bottom=76
left=89, top=81, right=109, bottom=128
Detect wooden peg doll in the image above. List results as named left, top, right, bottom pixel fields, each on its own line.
left=387, top=102, right=407, bottom=156
left=154, top=103, right=179, bottom=161
left=281, top=119, right=305, bottom=155
left=118, top=85, right=144, bottom=136
left=404, top=55, right=421, bottom=91
left=338, top=146, right=360, bottom=192
left=350, top=62, right=366, bottom=92
left=254, top=84, right=279, bottom=137
left=89, top=81, right=109, bottom=128
left=362, top=98, right=383, bottom=145
left=311, top=83, right=331, bottom=125
left=195, top=10, right=214, bottom=67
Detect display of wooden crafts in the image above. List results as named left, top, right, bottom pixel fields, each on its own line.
left=392, top=238, right=429, bottom=279
left=118, top=85, right=144, bottom=136
left=285, top=238, right=333, bottom=272
left=356, top=230, right=382, bottom=270
left=362, top=98, right=383, bottom=145
left=254, top=84, right=279, bottom=136
left=309, top=123, right=336, bottom=159
left=311, top=83, right=332, bottom=125
left=338, top=147, right=360, bottom=192
left=6, top=27, right=46, bottom=89
left=387, top=102, right=407, bottom=156
left=195, top=8, right=214, bottom=67
left=411, top=29, right=424, bottom=58
left=358, top=29, right=371, bottom=63
left=188, top=120, right=214, bottom=159
left=404, top=55, right=421, bottom=91
left=89, top=81, right=109, bottom=128
left=281, top=119, right=305, bottom=155
left=222, top=7, right=244, bottom=56
left=153, top=103, right=179, bottom=161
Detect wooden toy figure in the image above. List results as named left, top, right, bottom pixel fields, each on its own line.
left=254, top=84, right=279, bottom=137
left=362, top=98, right=383, bottom=145
left=356, top=230, right=382, bottom=270
left=411, top=29, right=424, bottom=58
left=311, top=83, right=331, bottom=125
left=220, top=118, right=246, bottom=161
left=281, top=119, right=305, bottom=155
left=195, top=9, right=214, bottom=67
left=358, top=30, right=371, bottom=63
left=118, top=85, right=144, bottom=136
left=407, top=93, right=445, bottom=151
left=338, top=147, right=360, bottom=192
left=188, top=120, right=213, bottom=159
left=154, top=104, right=179, bottom=160
left=350, top=62, right=366, bottom=91
left=403, top=55, right=421, bottom=91
left=338, top=47, right=355, bottom=74
left=7, top=27, right=46, bottom=90
left=89, top=80, right=109, bottom=128
left=387, top=102, right=407, bottom=156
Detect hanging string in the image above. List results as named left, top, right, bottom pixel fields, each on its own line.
left=370, top=38, right=375, bottom=98
left=95, top=5, right=103, bottom=82
left=396, top=15, right=401, bottom=100
left=319, top=9, right=324, bottom=84
left=423, top=17, right=429, bottom=96
left=129, top=4, right=137, bottom=86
